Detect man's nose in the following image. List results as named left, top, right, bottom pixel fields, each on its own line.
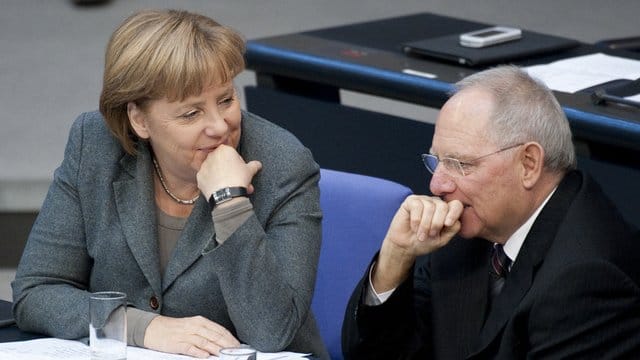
left=429, top=166, right=456, bottom=196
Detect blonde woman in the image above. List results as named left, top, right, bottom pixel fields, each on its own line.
left=13, top=9, right=328, bottom=359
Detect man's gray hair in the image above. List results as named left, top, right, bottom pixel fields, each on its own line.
left=454, top=65, right=577, bottom=172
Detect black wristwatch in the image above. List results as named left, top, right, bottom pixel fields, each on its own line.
left=208, top=186, right=248, bottom=208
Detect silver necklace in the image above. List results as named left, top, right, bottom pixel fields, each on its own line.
left=152, top=157, right=200, bottom=205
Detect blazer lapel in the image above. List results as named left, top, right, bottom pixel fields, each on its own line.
left=113, top=146, right=162, bottom=297
left=162, top=197, right=215, bottom=292
left=469, top=171, right=583, bottom=356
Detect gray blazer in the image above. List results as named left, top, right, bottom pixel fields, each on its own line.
left=12, top=110, right=329, bottom=358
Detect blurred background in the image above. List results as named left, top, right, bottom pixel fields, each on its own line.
left=1, top=0, right=638, bottom=301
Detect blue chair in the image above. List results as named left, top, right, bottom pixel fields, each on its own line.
left=313, top=169, right=413, bottom=359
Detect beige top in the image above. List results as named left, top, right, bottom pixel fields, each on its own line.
left=127, top=198, right=253, bottom=346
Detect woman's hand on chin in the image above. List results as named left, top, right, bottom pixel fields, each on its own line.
left=196, top=144, right=262, bottom=197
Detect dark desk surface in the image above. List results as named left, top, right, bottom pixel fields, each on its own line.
left=0, top=300, right=44, bottom=342
left=246, top=12, right=640, bottom=152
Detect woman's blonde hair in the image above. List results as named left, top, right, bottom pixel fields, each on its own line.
left=99, top=9, right=246, bottom=154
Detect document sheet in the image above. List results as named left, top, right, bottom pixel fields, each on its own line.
left=525, top=53, right=640, bottom=94
left=0, top=338, right=310, bottom=359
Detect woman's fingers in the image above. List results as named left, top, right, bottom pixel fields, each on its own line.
left=145, top=315, right=241, bottom=357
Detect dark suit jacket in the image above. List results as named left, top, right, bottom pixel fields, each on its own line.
left=343, top=171, right=640, bottom=359
left=12, top=110, right=329, bottom=359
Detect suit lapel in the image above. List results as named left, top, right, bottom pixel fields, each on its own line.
left=474, top=248, right=536, bottom=352
left=430, top=239, right=491, bottom=357
left=470, top=171, right=583, bottom=356
left=451, top=250, right=492, bottom=355
left=113, top=145, right=162, bottom=297
left=162, top=197, right=215, bottom=291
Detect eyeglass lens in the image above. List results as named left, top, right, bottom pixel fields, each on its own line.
left=422, top=154, right=438, bottom=174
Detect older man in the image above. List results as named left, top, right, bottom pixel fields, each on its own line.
left=342, top=66, right=640, bottom=359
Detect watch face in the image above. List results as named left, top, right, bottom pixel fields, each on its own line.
left=214, top=188, right=231, bottom=203
left=209, top=187, right=248, bottom=208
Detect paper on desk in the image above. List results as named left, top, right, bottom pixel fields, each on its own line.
left=0, top=338, right=310, bottom=360
left=626, top=93, right=640, bottom=102
left=525, top=53, right=640, bottom=93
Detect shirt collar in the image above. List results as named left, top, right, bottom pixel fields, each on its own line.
left=502, top=187, right=557, bottom=264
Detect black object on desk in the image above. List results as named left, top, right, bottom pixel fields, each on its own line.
left=402, top=30, right=579, bottom=67
left=0, top=300, right=44, bottom=342
left=591, top=90, right=640, bottom=109
left=580, top=78, right=640, bottom=109
left=0, top=300, right=15, bottom=328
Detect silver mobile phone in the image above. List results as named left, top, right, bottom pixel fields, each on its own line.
left=459, top=26, right=522, bottom=48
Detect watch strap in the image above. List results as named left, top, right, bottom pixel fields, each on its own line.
left=208, top=186, right=248, bottom=208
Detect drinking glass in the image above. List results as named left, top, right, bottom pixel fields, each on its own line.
left=89, top=291, right=127, bottom=360
left=219, top=346, right=257, bottom=360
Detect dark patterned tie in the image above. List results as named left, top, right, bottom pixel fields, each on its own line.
left=489, top=244, right=511, bottom=299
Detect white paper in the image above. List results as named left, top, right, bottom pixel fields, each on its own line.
left=0, top=338, right=310, bottom=360
left=626, top=93, right=640, bottom=102
left=0, top=338, right=89, bottom=360
left=525, top=53, right=640, bottom=93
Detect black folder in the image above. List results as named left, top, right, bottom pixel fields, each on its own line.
left=402, top=30, right=579, bottom=67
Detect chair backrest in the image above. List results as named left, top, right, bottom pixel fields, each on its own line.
left=313, top=168, right=413, bottom=359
